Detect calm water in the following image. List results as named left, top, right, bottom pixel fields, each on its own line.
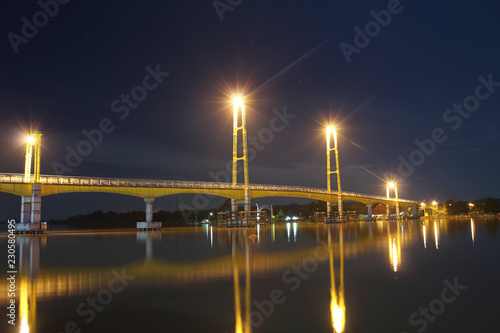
left=2, top=218, right=499, bottom=333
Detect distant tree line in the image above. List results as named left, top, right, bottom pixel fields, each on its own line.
left=49, top=197, right=499, bottom=228
left=444, top=197, right=500, bottom=215
left=48, top=199, right=372, bottom=228
left=49, top=209, right=199, bottom=228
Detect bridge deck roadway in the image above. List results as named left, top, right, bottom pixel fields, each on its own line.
left=0, top=173, right=418, bottom=207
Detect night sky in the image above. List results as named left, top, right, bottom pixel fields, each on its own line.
left=1, top=0, right=499, bottom=220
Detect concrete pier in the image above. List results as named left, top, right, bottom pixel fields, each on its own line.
left=137, top=197, right=161, bottom=230
left=137, top=221, right=162, bottom=231
left=17, top=183, right=44, bottom=233
left=412, top=206, right=418, bottom=218
left=144, top=197, right=155, bottom=222
left=16, top=222, right=47, bottom=234
left=21, top=196, right=31, bottom=223
left=31, top=183, right=42, bottom=223
left=365, top=204, right=373, bottom=221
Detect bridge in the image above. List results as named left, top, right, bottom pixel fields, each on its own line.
left=4, top=100, right=419, bottom=228
left=0, top=172, right=419, bottom=227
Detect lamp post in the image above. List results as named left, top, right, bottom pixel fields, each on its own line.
left=232, top=97, right=250, bottom=225
left=326, top=126, right=342, bottom=221
left=420, top=202, right=426, bottom=217
left=469, top=203, right=474, bottom=213
left=432, top=201, right=438, bottom=216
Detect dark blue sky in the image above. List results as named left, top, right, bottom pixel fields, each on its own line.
left=1, top=0, right=499, bottom=219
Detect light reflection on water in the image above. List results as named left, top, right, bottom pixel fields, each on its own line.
left=2, top=218, right=498, bottom=332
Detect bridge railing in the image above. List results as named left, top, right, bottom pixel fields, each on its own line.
left=0, top=173, right=417, bottom=204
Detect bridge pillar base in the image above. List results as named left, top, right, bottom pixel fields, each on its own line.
left=137, top=221, right=162, bottom=231
left=365, top=204, right=374, bottom=221
left=30, top=183, right=42, bottom=224
left=144, top=198, right=155, bottom=222
left=21, top=196, right=31, bottom=223
left=16, top=222, right=47, bottom=234
left=412, top=206, right=418, bottom=218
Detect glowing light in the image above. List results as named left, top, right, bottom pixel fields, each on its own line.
left=19, top=277, right=30, bottom=333
left=20, top=315, right=30, bottom=333
left=26, top=136, right=35, bottom=144
left=293, top=222, right=297, bottom=242
left=420, top=202, right=426, bottom=207
left=470, top=219, right=475, bottom=246
left=422, top=224, right=427, bottom=249
left=434, top=221, right=439, bottom=249
left=388, top=182, right=395, bottom=188
left=331, top=301, right=346, bottom=333
left=329, top=228, right=346, bottom=333
left=391, top=238, right=398, bottom=272
left=257, top=224, right=260, bottom=243
left=286, top=222, right=291, bottom=243
left=210, top=226, right=213, bottom=248
left=233, top=97, right=243, bottom=106
left=432, top=201, right=437, bottom=206
left=327, top=125, right=335, bottom=134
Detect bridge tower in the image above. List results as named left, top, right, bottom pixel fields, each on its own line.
left=326, top=126, right=343, bottom=221
left=386, top=182, right=400, bottom=220
left=19, top=132, right=44, bottom=232
left=231, top=97, right=250, bottom=223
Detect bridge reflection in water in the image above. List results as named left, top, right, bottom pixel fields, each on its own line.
left=3, top=220, right=456, bottom=332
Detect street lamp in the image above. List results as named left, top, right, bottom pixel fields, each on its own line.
left=420, top=202, right=426, bottom=217
left=326, top=126, right=342, bottom=221
left=232, top=96, right=250, bottom=224
left=431, top=201, right=438, bottom=216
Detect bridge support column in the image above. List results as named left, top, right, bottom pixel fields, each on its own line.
left=326, top=202, right=331, bottom=216
left=136, top=198, right=161, bottom=231
left=21, top=196, right=31, bottom=223
left=386, top=204, right=390, bottom=219
left=412, top=206, right=418, bottom=218
left=231, top=199, right=238, bottom=225
left=403, top=209, right=408, bottom=219
left=145, top=197, right=155, bottom=222
left=244, top=189, right=250, bottom=212
left=244, top=189, right=251, bottom=227
left=17, top=183, right=44, bottom=234
left=366, top=204, right=373, bottom=221
left=30, top=183, right=42, bottom=224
